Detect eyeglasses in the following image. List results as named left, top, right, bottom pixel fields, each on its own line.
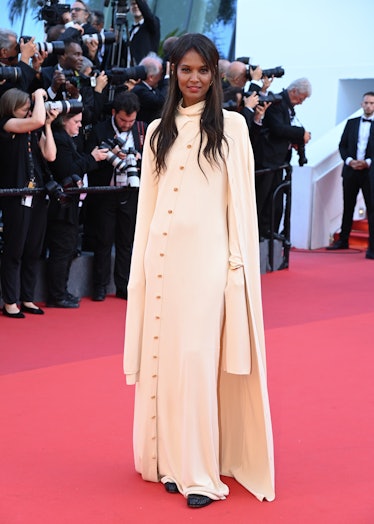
left=71, top=7, right=87, bottom=12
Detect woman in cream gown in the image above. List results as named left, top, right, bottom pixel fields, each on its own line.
left=124, top=33, right=275, bottom=508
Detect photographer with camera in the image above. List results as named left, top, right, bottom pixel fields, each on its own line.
left=85, top=90, right=146, bottom=301
left=0, top=88, right=58, bottom=318
left=39, top=39, right=108, bottom=127
left=254, top=77, right=312, bottom=240
left=45, top=110, right=108, bottom=308
left=0, top=29, right=43, bottom=96
left=131, top=53, right=166, bottom=124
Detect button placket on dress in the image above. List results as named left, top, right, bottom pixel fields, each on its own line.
left=148, top=137, right=194, bottom=467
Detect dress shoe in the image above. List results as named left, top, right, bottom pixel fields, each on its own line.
left=92, top=288, right=106, bottom=301
left=164, top=482, right=179, bottom=494
left=21, top=304, right=44, bottom=315
left=46, top=298, right=79, bottom=308
left=187, top=494, right=214, bottom=508
left=365, top=250, right=374, bottom=259
left=65, top=292, right=80, bottom=303
left=115, top=289, right=127, bottom=300
left=2, top=306, right=25, bottom=318
left=326, top=239, right=349, bottom=250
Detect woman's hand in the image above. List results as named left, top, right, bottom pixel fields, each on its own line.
left=91, top=146, right=109, bottom=162
left=45, top=108, right=59, bottom=125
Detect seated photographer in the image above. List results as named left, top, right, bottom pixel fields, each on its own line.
left=254, top=77, right=312, bottom=239
left=0, top=88, right=58, bottom=318
left=0, top=29, right=42, bottom=96
left=85, top=91, right=147, bottom=302
left=45, top=110, right=108, bottom=308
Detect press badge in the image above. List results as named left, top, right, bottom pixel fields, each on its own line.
left=22, top=180, right=35, bottom=207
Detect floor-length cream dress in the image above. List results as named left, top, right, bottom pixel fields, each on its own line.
left=124, top=100, right=275, bottom=502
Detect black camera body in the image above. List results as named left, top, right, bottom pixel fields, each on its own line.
left=0, top=66, right=22, bottom=83
left=244, top=91, right=283, bottom=106
left=296, top=142, right=308, bottom=166
left=38, top=0, right=71, bottom=27
left=105, top=66, right=147, bottom=86
left=246, top=65, right=285, bottom=81
left=236, top=56, right=285, bottom=81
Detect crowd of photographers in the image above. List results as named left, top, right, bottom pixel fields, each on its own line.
left=0, top=0, right=312, bottom=316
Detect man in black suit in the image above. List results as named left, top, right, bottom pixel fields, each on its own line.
left=85, top=91, right=147, bottom=301
left=127, top=0, right=160, bottom=66
left=327, top=91, right=374, bottom=259
left=254, top=77, right=312, bottom=239
left=131, top=54, right=166, bottom=124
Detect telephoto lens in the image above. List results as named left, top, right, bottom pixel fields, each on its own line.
left=44, top=100, right=83, bottom=115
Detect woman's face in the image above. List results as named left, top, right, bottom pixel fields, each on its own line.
left=63, top=113, right=82, bottom=137
left=176, top=49, right=213, bottom=107
left=14, top=100, right=31, bottom=118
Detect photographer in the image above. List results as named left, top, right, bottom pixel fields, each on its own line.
left=0, top=88, right=58, bottom=318
left=254, top=77, right=312, bottom=239
left=131, top=53, right=166, bottom=124
left=127, top=0, right=161, bottom=66
left=40, top=39, right=108, bottom=126
left=85, top=91, right=147, bottom=301
left=45, top=110, right=108, bottom=308
left=0, top=29, right=41, bottom=96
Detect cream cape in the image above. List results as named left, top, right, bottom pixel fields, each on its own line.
left=124, top=101, right=275, bottom=501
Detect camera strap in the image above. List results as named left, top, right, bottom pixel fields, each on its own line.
left=26, top=132, right=36, bottom=189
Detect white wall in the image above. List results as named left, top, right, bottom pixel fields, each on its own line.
left=236, top=0, right=374, bottom=141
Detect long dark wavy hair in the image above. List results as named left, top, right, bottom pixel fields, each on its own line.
left=150, top=33, right=227, bottom=175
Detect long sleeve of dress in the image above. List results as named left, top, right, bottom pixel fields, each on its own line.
left=222, top=182, right=251, bottom=374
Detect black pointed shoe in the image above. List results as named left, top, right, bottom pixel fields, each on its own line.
left=2, top=306, right=25, bottom=318
left=164, top=482, right=179, bottom=494
left=187, top=494, right=213, bottom=508
left=21, top=304, right=44, bottom=315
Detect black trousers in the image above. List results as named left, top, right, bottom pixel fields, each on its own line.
left=45, top=219, right=79, bottom=301
left=93, top=189, right=138, bottom=292
left=255, top=168, right=284, bottom=238
left=0, top=197, right=48, bottom=304
left=339, top=169, right=371, bottom=244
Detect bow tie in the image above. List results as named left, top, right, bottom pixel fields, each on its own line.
left=362, top=118, right=372, bottom=123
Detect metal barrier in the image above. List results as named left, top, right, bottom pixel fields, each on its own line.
left=255, top=164, right=292, bottom=272
left=0, top=166, right=292, bottom=272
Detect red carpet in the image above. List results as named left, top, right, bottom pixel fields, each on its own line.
left=1, top=249, right=373, bottom=523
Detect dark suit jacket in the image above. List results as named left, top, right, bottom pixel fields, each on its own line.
left=128, top=0, right=160, bottom=65
left=339, top=117, right=374, bottom=178
left=131, top=80, right=167, bottom=124
left=255, top=89, right=305, bottom=169
left=85, top=117, right=147, bottom=187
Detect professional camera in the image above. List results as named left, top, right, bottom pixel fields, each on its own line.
left=38, top=0, right=71, bottom=27
left=244, top=91, right=283, bottom=106
left=105, top=66, right=147, bottom=86
left=0, top=66, right=22, bottom=82
left=236, top=57, right=285, bottom=81
left=45, top=179, right=70, bottom=207
left=295, top=142, right=308, bottom=166
left=44, top=100, right=83, bottom=115
left=21, top=36, right=65, bottom=55
left=82, top=32, right=116, bottom=48
left=116, top=146, right=139, bottom=187
left=99, top=141, right=140, bottom=187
